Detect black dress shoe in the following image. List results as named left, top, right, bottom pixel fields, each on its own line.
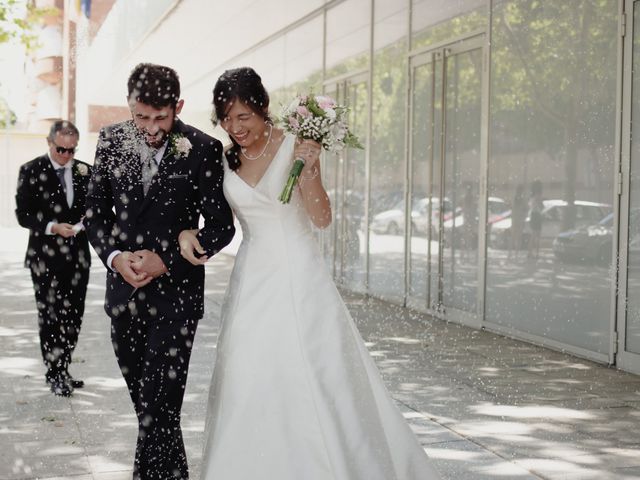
left=68, top=377, right=84, bottom=389
left=62, top=373, right=84, bottom=389
left=50, top=378, right=74, bottom=397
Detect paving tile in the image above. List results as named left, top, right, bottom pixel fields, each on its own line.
left=425, top=440, right=540, bottom=479
left=2, top=249, right=640, bottom=479
left=0, top=452, right=91, bottom=480
left=93, top=472, right=133, bottom=480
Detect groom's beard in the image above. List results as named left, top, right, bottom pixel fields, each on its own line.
left=142, top=129, right=169, bottom=149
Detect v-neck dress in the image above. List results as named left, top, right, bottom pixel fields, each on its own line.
left=200, top=133, right=439, bottom=479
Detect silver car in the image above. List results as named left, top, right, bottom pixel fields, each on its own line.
left=370, top=197, right=453, bottom=236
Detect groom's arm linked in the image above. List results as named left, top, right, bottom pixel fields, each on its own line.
left=84, top=123, right=235, bottom=283
left=157, top=133, right=235, bottom=280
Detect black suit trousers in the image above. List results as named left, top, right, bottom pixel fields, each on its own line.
left=111, top=311, right=198, bottom=480
left=30, top=263, right=89, bottom=381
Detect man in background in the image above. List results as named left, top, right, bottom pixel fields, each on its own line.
left=15, top=120, right=92, bottom=397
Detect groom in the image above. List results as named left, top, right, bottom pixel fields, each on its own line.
left=85, top=63, right=234, bottom=479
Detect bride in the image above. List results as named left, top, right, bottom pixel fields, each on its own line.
left=178, top=67, right=439, bottom=479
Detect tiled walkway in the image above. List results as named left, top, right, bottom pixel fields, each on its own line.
left=1, top=238, right=639, bottom=479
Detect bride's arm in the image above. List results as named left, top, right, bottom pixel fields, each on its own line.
left=298, top=163, right=331, bottom=229
left=294, top=139, right=331, bottom=229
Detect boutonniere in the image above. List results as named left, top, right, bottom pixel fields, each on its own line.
left=168, top=133, right=193, bottom=159
left=76, top=163, right=89, bottom=176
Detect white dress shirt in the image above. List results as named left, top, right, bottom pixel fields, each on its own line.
left=107, top=141, right=168, bottom=270
left=45, top=155, right=74, bottom=235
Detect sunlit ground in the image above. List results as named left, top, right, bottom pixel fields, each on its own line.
left=348, top=292, right=640, bottom=479
left=1, top=227, right=639, bottom=479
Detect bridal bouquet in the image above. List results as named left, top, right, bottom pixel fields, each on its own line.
left=278, top=94, right=363, bottom=203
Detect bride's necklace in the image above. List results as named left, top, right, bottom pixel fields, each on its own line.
left=241, top=125, right=273, bottom=161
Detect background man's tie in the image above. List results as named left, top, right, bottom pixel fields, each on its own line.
left=55, top=168, right=71, bottom=206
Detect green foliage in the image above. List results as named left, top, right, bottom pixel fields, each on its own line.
left=490, top=0, right=618, bottom=228
left=491, top=0, right=618, bottom=151
left=370, top=39, right=407, bottom=192
left=0, top=0, right=52, bottom=51
left=0, top=96, right=16, bottom=128
left=412, top=7, right=487, bottom=51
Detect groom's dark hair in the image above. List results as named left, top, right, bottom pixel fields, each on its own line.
left=127, top=63, right=181, bottom=109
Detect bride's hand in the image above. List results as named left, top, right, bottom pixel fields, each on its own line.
left=294, top=139, right=321, bottom=175
left=179, top=229, right=208, bottom=265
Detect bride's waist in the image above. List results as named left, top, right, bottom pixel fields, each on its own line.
left=240, top=232, right=313, bottom=247
left=239, top=220, right=313, bottom=240
left=238, top=239, right=321, bottom=268
left=239, top=228, right=316, bottom=251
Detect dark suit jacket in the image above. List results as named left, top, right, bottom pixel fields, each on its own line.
left=85, top=119, right=235, bottom=320
left=15, top=155, right=92, bottom=273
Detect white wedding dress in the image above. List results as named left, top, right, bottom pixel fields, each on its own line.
left=200, top=134, right=439, bottom=479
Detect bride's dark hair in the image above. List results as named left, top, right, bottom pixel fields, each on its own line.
left=212, top=67, right=272, bottom=171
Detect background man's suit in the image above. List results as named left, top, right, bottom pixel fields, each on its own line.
left=15, top=155, right=92, bottom=385
left=85, top=118, right=234, bottom=479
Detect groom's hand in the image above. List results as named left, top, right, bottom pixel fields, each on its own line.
left=112, top=252, right=152, bottom=288
left=131, top=249, right=169, bottom=278
left=51, top=223, right=77, bottom=238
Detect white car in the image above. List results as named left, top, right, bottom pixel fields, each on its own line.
left=489, top=199, right=612, bottom=249
left=370, top=197, right=453, bottom=236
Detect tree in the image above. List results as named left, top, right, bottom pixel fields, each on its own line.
left=491, top=0, right=618, bottom=228
left=0, top=0, right=50, bottom=51
left=0, top=95, right=16, bottom=127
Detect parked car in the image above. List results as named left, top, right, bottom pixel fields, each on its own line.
left=442, top=196, right=509, bottom=247
left=553, top=208, right=640, bottom=264
left=489, top=199, right=612, bottom=250
left=370, top=196, right=453, bottom=236
left=326, top=189, right=365, bottom=222
left=552, top=213, right=613, bottom=263
left=370, top=190, right=406, bottom=216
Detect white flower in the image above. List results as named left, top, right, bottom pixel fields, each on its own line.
left=171, top=134, right=193, bottom=158
left=330, top=123, right=347, bottom=141
left=287, top=98, right=301, bottom=113
left=76, top=163, right=89, bottom=176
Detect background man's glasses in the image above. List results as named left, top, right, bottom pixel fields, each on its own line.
left=52, top=142, right=76, bottom=155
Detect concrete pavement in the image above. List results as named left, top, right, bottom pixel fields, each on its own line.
left=1, top=227, right=640, bottom=479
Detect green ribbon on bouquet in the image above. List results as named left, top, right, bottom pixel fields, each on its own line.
left=278, top=158, right=305, bottom=204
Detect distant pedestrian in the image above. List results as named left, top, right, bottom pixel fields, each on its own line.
left=528, top=180, right=544, bottom=260
left=508, top=184, right=527, bottom=260
left=461, top=182, right=478, bottom=261
left=15, top=120, right=92, bottom=397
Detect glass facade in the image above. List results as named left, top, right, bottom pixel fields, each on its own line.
left=367, top=0, right=409, bottom=302
left=486, top=0, right=617, bottom=357
left=86, top=0, right=636, bottom=370
left=623, top=0, right=640, bottom=363
left=411, top=0, right=486, bottom=49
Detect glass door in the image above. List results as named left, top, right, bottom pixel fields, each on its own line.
left=323, top=72, right=369, bottom=293
left=618, top=0, right=640, bottom=372
left=408, top=35, right=485, bottom=327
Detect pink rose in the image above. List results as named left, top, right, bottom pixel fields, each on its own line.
left=297, top=106, right=310, bottom=117
left=316, top=95, right=336, bottom=110
left=289, top=116, right=300, bottom=129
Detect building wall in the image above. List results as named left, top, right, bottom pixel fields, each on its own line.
left=0, top=132, right=47, bottom=227
left=78, top=0, right=629, bottom=370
